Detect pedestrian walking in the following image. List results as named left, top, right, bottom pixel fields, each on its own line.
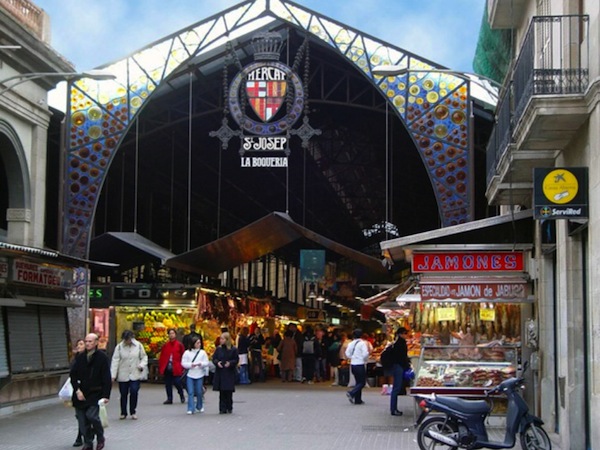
left=111, top=330, right=148, bottom=420
left=158, top=328, right=186, bottom=404
left=236, top=327, right=251, bottom=384
left=71, top=339, right=85, bottom=447
left=212, top=332, right=239, bottom=414
left=70, top=333, right=111, bottom=450
left=249, top=326, right=265, bottom=382
left=344, top=328, right=369, bottom=405
left=389, top=327, right=411, bottom=416
left=181, top=335, right=209, bottom=414
left=277, top=330, right=297, bottom=381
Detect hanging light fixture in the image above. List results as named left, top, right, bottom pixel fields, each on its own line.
left=308, top=283, right=317, bottom=299
left=316, top=290, right=325, bottom=302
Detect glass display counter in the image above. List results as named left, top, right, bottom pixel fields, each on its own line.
left=410, top=345, right=518, bottom=397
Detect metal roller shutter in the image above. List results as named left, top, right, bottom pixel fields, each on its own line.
left=0, top=308, right=8, bottom=377
left=7, top=305, right=42, bottom=373
left=39, top=306, right=69, bottom=370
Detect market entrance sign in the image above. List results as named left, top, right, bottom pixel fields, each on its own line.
left=210, top=31, right=321, bottom=168
left=534, top=167, right=588, bottom=219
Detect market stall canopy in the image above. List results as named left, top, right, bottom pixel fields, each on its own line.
left=0, top=241, right=118, bottom=269
left=380, top=210, right=534, bottom=263
left=362, top=279, right=413, bottom=307
left=90, top=232, right=176, bottom=270
left=165, top=212, right=388, bottom=278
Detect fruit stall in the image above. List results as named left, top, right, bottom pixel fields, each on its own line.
left=117, top=307, right=194, bottom=358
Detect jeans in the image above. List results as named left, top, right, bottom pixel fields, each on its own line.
left=164, top=370, right=184, bottom=401
left=118, top=380, right=140, bottom=416
left=250, top=350, right=264, bottom=381
left=390, top=364, right=405, bottom=412
left=316, top=358, right=327, bottom=380
left=186, top=376, right=204, bottom=412
left=348, top=364, right=366, bottom=403
left=76, top=404, right=104, bottom=445
left=302, top=356, right=316, bottom=381
left=294, top=357, right=303, bottom=381
left=238, top=363, right=250, bottom=384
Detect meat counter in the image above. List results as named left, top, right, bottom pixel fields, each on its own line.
left=409, top=344, right=519, bottom=397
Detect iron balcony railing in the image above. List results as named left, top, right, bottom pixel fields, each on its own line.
left=486, top=14, right=589, bottom=187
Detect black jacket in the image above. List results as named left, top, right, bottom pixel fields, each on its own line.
left=70, top=349, right=112, bottom=408
left=212, top=345, right=239, bottom=392
left=391, top=336, right=411, bottom=370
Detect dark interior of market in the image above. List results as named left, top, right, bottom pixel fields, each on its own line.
left=44, top=23, right=495, bottom=294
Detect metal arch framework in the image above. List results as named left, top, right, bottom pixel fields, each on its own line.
left=62, top=0, right=473, bottom=258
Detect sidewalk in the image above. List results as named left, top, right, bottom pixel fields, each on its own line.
left=0, top=380, right=558, bottom=450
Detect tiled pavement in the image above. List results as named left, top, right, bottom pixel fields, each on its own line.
left=0, top=380, right=560, bottom=450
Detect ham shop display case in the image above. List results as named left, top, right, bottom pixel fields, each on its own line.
left=410, top=344, right=519, bottom=397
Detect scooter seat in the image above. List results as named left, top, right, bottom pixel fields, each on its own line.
left=436, top=396, right=490, bottom=414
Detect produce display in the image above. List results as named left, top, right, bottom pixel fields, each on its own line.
left=116, top=307, right=193, bottom=358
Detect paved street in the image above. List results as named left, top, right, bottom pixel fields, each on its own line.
left=0, top=380, right=559, bottom=450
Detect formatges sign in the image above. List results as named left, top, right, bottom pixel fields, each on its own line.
left=11, top=259, right=72, bottom=289
left=420, top=280, right=528, bottom=301
left=412, top=251, right=524, bottom=273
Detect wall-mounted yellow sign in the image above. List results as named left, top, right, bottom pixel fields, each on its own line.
left=437, top=307, right=456, bottom=322
left=480, top=308, right=496, bottom=322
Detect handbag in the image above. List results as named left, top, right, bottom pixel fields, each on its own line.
left=58, top=377, right=73, bottom=401
left=98, top=399, right=109, bottom=428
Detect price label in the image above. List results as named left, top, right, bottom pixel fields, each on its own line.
left=437, top=307, right=456, bottom=321
left=480, top=308, right=496, bottom=321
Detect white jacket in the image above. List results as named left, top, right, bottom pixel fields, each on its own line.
left=345, top=339, right=369, bottom=365
left=111, top=339, right=148, bottom=382
left=181, top=348, right=209, bottom=379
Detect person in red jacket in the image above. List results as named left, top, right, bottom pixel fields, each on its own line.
left=158, top=328, right=186, bottom=404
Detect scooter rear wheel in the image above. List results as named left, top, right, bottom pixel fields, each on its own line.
left=416, top=416, right=458, bottom=450
left=520, top=423, right=552, bottom=450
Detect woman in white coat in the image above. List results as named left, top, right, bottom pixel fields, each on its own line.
left=181, top=335, right=209, bottom=414
left=111, top=330, right=148, bottom=420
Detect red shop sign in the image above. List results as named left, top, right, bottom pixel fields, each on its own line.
left=412, top=251, right=524, bottom=273
left=420, top=280, right=529, bottom=300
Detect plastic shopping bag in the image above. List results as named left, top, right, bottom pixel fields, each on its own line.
left=98, top=399, right=109, bottom=428
left=58, top=377, right=73, bottom=401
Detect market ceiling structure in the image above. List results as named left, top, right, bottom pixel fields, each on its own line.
left=62, top=0, right=495, bottom=285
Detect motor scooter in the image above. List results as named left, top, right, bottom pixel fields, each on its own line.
left=415, top=371, right=551, bottom=449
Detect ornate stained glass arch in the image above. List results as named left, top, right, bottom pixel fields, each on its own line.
left=62, top=0, right=474, bottom=257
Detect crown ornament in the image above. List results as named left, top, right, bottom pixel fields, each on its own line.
left=252, top=31, right=283, bottom=61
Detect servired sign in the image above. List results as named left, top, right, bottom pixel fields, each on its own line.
left=412, top=251, right=524, bottom=273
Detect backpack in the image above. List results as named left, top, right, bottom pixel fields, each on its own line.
left=302, top=337, right=315, bottom=355
left=379, top=344, right=394, bottom=369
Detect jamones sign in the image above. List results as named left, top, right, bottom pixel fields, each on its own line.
left=412, top=251, right=524, bottom=273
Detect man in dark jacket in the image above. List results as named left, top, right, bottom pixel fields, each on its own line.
left=248, top=327, right=265, bottom=382
left=70, top=333, right=111, bottom=450
left=182, top=323, right=200, bottom=350
left=389, top=327, right=411, bottom=416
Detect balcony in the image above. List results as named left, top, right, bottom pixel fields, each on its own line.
left=0, top=0, right=49, bottom=42
left=487, top=0, right=526, bottom=29
left=486, top=15, right=589, bottom=206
